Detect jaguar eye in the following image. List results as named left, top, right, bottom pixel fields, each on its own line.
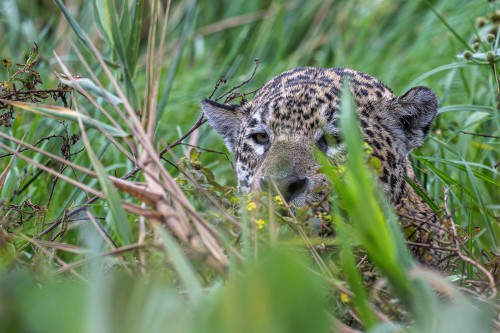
left=316, top=135, right=328, bottom=152
left=252, top=132, right=269, bottom=145
left=316, top=134, right=341, bottom=152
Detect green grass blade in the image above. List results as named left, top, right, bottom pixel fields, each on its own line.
left=126, top=0, right=143, bottom=76
left=337, top=219, right=377, bottom=330
left=1, top=100, right=129, bottom=137
left=417, top=158, right=472, bottom=196
left=157, top=0, right=196, bottom=115
left=406, top=62, right=469, bottom=89
left=405, top=175, right=440, bottom=211
left=0, top=0, right=21, bottom=51
left=155, top=226, right=202, bottom=300
left=105, top=0, right=139, bottom=109
left=426, top=2, right=473, bottom=52
left=92, top=0, right=114, bottom=45
left=77, top=113, right=133, bottom=246
left=54, top=0, right=96, bottom=55
left=434, top=159, right=499, bottom=187
left=429, top=137, right=498, bottom=247
left=438, top=105, right=493, bottom=115
left=320, top=85, right=438, bottom=329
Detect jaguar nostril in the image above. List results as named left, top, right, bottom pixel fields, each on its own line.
left=286, top=177, right=308, bottom=201
left=259, top=175, right=309, bottom=202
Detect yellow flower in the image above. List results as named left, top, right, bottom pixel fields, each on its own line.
left=274, top=195, right=284, bottom=206
left=246, top=201, right=257, bottom=211
left=340, top=292, right=350, bottom=303
left=256, top=219, right=266, bottom=229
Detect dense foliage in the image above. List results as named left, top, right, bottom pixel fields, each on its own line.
left=0, top=1, right=498, bottom=332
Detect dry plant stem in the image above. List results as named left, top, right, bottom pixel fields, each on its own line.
left=86, top=210, right=118, bottom=250
left=0, top=135, right=24, bottom=189
left=160, top=116, right=207, bottom=158
left=270, top=182, right=333, bottom=279
left=398, top=212, right=478, bottom=258
left=163, top=149, right=240, bottom=227
left=37, top=165, right=145, bottom=240
left=458, top=131, right=500, bottom=139
left=443, top=188, right=496, bottom=298
left=68, top=44, right=130, bottom=133
left=142, top=0, right=171, bottom=137
left=34, top=115, right=217, bottom=241
left=55, top=243, right=151, bottom=274
left=138, top=203, right=147, bottom=277
left=405, top=241, right=459, bottom=252
left=0, top=132, right=160, bottom=213
left=177, top=142, right=233, bottom=165
left=0, top=141, right=155, bottom=218
left=138, top=0, right=197, bottom=272
left=28, top=241, right=85, bottom=254
left=54, top=57, right=135, bottom=162
left=86, top=210, right=132, bottom=274
left=46, top=163, right=65, bottom=208
left=84, top=35, right=229, bottom=270
left=197, top=8, right=275, bottom=37
left=0, top=133, right=76, bottom=159
left=18, top=233, right=86, bottom=282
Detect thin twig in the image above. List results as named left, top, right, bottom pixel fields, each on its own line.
left=443, top=188, right=497, bottom=298
left=55, top=243, right=153, bottom=274
left=458, top=131, right=500, bottom=139
left=217, top=58, right=260, bottom=102
left=159, top=116, right=206, bottom=158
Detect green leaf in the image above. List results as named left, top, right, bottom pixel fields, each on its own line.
left=2, top=58, right=12, bottom=71
left=189, top=148, right=201, bottom=162
left=337, top=219, right=377, bottom=330
left=57, top=75, right=122, bottom=105
left=25, top=43, right=39, bottom=67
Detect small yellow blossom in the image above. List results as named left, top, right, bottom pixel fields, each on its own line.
left=246, top=201, right=257, bottom=211
left=368, top=155, right=383, bottom=176
left=255, top=219, right=266, bottom=229
left=340, top=292, right=350, bottom=303
left=363, top=142, right=372, bottom=155
left=274, top=195, right=284, bottom=206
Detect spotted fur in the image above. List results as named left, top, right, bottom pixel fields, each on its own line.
left=202, top=67, right=451, bottom=269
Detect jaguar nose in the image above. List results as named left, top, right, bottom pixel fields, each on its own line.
left=260, top=175, right=309, bottom=203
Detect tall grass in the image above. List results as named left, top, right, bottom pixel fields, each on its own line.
left=0, top=0, right=498, bottom=332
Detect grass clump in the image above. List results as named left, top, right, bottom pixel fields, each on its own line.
left=0, top=1, right=498, bottom=332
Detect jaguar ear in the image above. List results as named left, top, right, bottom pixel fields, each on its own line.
left=393, top=86, right=438, bottom=155
left=201, top=98, right=243, bottom=153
